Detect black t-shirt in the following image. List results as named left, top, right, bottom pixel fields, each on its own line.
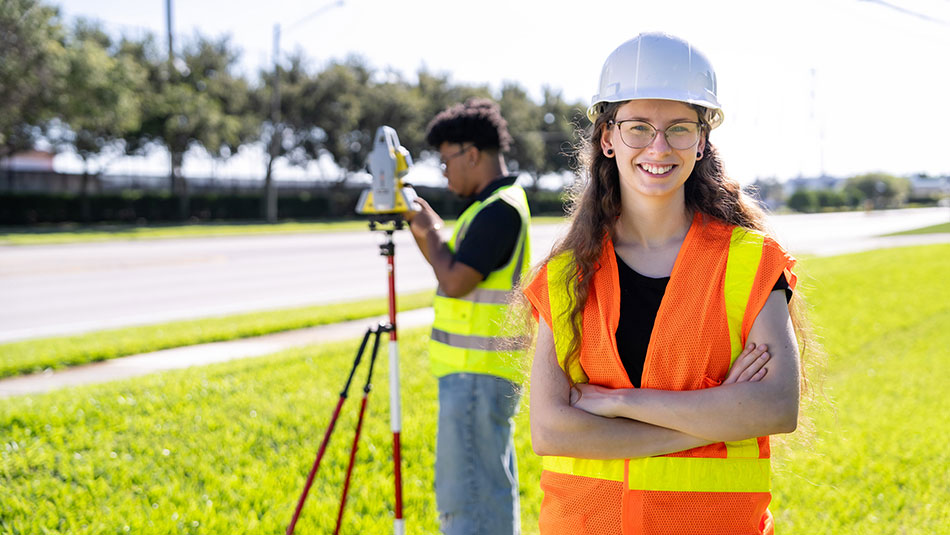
left=615, top=252, right=791, bottom=388
left=453, top=176, right=522, bottom=278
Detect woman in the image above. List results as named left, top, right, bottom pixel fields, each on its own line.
left=523, top=33, right=805, bottom=534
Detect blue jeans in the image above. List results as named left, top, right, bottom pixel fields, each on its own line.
left=436, top=373, right=521, bottom=535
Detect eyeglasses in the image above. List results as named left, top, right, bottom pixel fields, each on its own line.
left=439, top=144, right=474, bottom=170
left=609, top=119, right=702, bottom=150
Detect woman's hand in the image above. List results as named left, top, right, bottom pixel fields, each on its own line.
left=723, top=342, right=771, bottom=384
left=570, top=342, right=771, bottom=419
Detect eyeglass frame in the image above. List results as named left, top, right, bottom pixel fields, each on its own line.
left=607, top=119, right=704, bottom=150
left=439, top=144, right=475, bottom=171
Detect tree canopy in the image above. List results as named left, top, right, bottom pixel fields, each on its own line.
left=2, top=0, right=588, bottom=192
left=0, top=0, right=67, bottom=159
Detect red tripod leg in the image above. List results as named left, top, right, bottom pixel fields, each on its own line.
left=286, top=327, right=373, bottom=535
left=334, top=324, right=383, bottom=534
left=334, top=394, right=369, bottom=535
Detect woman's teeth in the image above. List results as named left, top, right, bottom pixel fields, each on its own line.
left=639, top=163, right=674, bottom=175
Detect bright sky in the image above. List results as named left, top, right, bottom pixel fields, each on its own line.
left=53, top=0, right=950, bottom=185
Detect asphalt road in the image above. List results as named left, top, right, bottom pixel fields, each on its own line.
left=1, top=207, right=947, bottom=343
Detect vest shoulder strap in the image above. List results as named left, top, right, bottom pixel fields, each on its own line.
left=546, top=250, right=588, bottom=383
left=724, top=227, right=766, bottom=363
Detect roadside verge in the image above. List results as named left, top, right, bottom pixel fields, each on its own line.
left=0, top=308, right=434, bottom=398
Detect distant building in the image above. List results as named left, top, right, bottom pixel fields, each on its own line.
left=782, top=175, right=845, bottom=197
left=0, top=150, right=55, bottom=171
left=1, top=150, right=92, bottom=194
left=909, top=176, right=950, bottom=197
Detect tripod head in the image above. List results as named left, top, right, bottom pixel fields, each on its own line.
left=356, top=126, right=419, bottom=231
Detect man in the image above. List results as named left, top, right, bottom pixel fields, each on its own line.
left=405, top=98, right=530, bottom=534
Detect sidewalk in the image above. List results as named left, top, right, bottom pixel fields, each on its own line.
left=2, top=232, right=948, bottom=399
left=0, top=308, right=434, bottom=398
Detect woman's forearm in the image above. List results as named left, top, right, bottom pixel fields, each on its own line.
left=531, top=397, right=712, bottom=459
left=576, top=292, right=801, bottom=442
left=612, top=382, right=798, bottom=442
left=531, top=319, right=711, bottom=459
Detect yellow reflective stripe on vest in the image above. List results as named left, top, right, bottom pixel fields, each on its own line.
left=626, top=456, right=770, bottom=493
left=431, top=328, right=529, bottom=351
left=723, top=229, right=766, bottom=459
left=546, top=252, right=588, bottom=383
left=543, top=455, right=770, bottom=493
left=428, top=341, right=524, bottom=382
left=724, top=228, right=765, bottom=365
left=436, top=287, right=512, bottom=304
left=543, top=456, right=624, bottom=482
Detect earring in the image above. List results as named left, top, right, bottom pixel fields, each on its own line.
left=696, top=151, right=703, bottom=159
left=606, top=149, right=614, bottom=156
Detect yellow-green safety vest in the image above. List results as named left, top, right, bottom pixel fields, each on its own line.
left=429, top=184, right=531, bottom=382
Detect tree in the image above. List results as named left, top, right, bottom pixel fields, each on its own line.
left=0, top=0, right=67, bottom=160
left=254, top=53, right=318, bottom=221
left=787, top=189, right=818, bottom=213
left=815, top=189, right=846, bottom=210
left=182, top=36, right=256, bottom=166
left=538, top=87, right=585, bottom=186
left=360, top=71, right=428, bottom=158
left=53, top=19, right=146, bottom=219
left=307, top=57, right=373, bottom=177
left=745, top=177, right=785, bottom=210
left=845, top=172, right=910, bottom=209
left=499, top=83, right=544, bottom=184
left=124, top=34, right=254, bottom=219
left=413, top=69, right=490, bottom=144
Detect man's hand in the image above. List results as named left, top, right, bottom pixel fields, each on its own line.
left=405, top=197, right=443, bottom=242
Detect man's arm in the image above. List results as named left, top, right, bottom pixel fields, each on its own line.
left=405, top=197, right=483, bottom=297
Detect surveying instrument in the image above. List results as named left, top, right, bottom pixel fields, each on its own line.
left=286, top=126, right=418, bottom=535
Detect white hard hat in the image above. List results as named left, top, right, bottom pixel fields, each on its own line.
left=588, top=32, right=724, bottom=129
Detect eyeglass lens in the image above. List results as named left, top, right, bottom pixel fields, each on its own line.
left=618, top=121, right=700, bottom=150
left=439, top=145, right=470, bottom=169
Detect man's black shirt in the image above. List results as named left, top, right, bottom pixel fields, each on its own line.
left=453, top=176, right=522, bottom=278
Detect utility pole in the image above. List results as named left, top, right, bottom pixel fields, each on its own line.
left=810, top=68, right=825, bottom=178
left=165, top=0, right=188, bottom=219
left=165, top=0, right=173, bottom=65
left=264, top=23, right=281, bottom=223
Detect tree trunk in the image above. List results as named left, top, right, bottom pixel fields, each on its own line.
left=263, top=151, right=277, bottom=223
left=171, top=150, right=188, bottom=220
left=80, top=168, right=91, bottom=223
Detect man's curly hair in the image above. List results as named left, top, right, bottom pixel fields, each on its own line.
left=425, top=98, right=513, bottom=153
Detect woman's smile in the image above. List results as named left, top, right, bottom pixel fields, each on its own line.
left=637, top=162, right=677, bottom=177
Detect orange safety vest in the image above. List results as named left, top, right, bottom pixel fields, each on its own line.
left=524, top=213, right=796, bottom=535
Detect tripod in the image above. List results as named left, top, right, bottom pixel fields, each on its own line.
left=287, top=223, right=405, bottom=535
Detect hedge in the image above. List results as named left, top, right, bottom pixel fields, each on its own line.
left=0, top=186, right=568, bottom=225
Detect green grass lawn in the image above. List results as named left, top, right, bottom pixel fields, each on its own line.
left=770, top=243, right=950, bottom=534
left=0, top=216, right=567, bottom=246
left=2, top=244, right=948, bottom=533
left=884, top=221, right=950, bottom=236
left=0, top=220, right=381, bottom=245
left=0, top=290, right=433, bottom=379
